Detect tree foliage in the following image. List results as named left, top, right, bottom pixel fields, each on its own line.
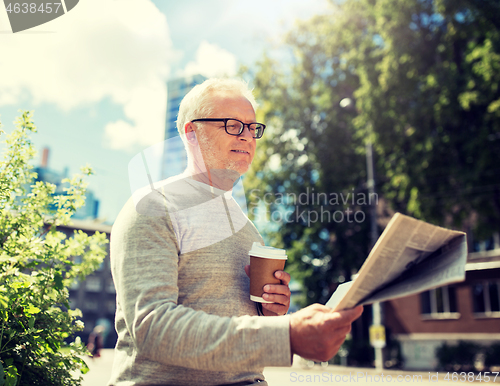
left=245, top=0, right=500, bottom=304
left=350, top=0, right=500, bottom=239
left=0, top=111, right=108, bottom=386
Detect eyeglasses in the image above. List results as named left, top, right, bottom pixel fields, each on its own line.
left=191, top=118, right=266, bottom=139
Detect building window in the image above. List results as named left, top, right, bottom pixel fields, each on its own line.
left=421, top=285, right=460, bottom=319
left=472, top=280, right=500, bottom=318
left=472, top=232, right=499, bottom=252
left=84, top=299, right=99, bottom=312
left=85, top=276, right=102, bottom=292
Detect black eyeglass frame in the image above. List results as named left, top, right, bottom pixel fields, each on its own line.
left=191, top=118, right=266, bottom=139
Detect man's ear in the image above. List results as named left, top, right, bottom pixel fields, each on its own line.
left=184, top=122, right=198, bottom=145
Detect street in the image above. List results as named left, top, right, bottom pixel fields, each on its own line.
left=81, top=350, right=473, bottom=386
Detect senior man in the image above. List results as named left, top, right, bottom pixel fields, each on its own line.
left=108, top=78, right=363, bottom=386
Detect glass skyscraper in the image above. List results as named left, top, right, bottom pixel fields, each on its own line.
left=161, top=74, right=207, bottom=179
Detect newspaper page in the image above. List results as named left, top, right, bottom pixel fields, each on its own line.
left=325, top=213, right=467, bottom=311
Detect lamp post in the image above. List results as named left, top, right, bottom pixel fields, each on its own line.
left=340, top=98, right=384, bottom=370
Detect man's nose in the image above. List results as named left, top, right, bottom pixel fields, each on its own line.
left=238, top=125, right=254, bottom=140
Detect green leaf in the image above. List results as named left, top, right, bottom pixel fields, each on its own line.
left=5, top=366, right=17, bottom=386
left=53, top=271, right=63, bottom=290
left=79, top=360, right=89, bottom=375
left=0, top=294, right=8, bottom=309
left=10, top=281, right=29, bottom=290
left=24, top=304, right=41, bottom=315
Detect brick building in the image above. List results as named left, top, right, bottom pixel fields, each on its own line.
left=384, top=247, right=500, bottom=370
left=58, top=220, right=117, bottom=348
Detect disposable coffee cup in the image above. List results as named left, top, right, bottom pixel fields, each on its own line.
left=249, top=242, right=287, bottom=303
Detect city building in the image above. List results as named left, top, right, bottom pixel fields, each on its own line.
left=161, top=74, right=206, bottom=180
left=33, top=148, right=99, bottom=220
left=384, top=236, right=500, bottom=370
left=32, top=148, right=114, bottom=346
left=61, top=220, right=116, bottom=348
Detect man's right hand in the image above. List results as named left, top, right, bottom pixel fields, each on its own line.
left=289, top=304, right=363, bottom=362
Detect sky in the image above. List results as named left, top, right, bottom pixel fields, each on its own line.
left=0, top=0, right=330, bottom=224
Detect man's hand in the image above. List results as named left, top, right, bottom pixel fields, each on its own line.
left=290, top=304, right=363, bottom=362
left=244, top=265, right=291, bottom=316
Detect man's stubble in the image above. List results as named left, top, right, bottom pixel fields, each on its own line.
left=196, top=127, right=250, bottom=177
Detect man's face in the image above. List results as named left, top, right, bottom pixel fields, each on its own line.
left=195, top=92, right=257, bottom=175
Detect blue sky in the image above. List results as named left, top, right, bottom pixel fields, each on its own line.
left=0, top=0, right=329, bottom=223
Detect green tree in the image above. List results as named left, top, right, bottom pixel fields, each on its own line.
left=350, top=0, right=500, bottom=240
left=245, top=0, right=500, bottom=303
left=0, top=111, right=108, bottom=386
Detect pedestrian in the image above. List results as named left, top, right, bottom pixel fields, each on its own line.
left=87, top=325, right=105, bottom=359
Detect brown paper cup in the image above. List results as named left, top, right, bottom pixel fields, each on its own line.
left=248, top=242, right=287, bottom=303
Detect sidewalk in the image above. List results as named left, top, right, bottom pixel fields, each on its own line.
left=81, top=349, right=485, bottom=386
left=80, top=349, right=115, bottom=386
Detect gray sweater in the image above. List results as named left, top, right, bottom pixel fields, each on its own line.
left=108, top=176, right=291, bottom=386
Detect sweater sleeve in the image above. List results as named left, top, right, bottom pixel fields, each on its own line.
left=110, top=195, right=292, bottom=371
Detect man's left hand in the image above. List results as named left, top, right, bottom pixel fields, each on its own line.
left=244, top=265, right=291, bottom=316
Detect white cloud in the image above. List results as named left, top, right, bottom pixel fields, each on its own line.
left=0, top=0, right=176, bottom=152
left=182, top=41, right=238, bottom=78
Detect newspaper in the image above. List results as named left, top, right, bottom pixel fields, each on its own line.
left=325, top=213, right=468, bottom=311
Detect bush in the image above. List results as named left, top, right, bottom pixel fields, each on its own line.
left=0, top=111, right=108, bottom=386
left=484, top=343, right=500, bottom=369
left=436, top=341, right=479, bottom=372
left=345, top=339, right=374, bottom=368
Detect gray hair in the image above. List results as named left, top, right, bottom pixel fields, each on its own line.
left=176, top=78, right=258, bottom=137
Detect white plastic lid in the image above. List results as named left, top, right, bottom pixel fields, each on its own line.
left=248, top=242, right=287, bottom=260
